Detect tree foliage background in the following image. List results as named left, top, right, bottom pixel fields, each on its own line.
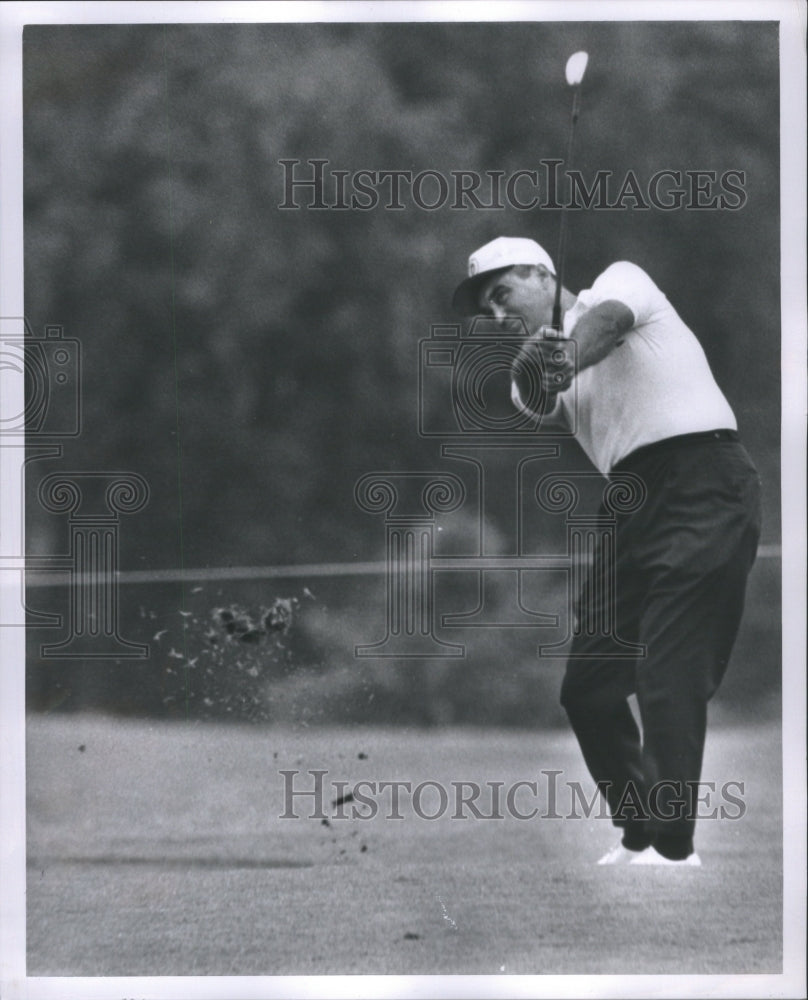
left=23, top=20, right=781, bottom=724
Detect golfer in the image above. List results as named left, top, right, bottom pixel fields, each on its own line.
left=452, top=236, right=762, bottom=865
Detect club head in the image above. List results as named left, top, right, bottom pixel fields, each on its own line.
left=565, top=51, right=589, bottom=87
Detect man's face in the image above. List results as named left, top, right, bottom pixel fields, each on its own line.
left=477, top=265, right=555, bottom=336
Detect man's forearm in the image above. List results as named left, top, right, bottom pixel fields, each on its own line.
left=568, top=299, right=635, bottom=371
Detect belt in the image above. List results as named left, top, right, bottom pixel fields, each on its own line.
left=611, top=429, right=740, bottom=475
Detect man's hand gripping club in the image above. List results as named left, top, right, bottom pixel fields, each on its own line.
left=510, top=325, right=576, bottom=418
left=510, top=300, right=634, bottom=418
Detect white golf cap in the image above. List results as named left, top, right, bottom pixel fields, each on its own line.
left=452, top=236, right=556, bottom=315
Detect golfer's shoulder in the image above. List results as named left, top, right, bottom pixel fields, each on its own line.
left=590, top=260, right=664, bottom=307
left=594, top=260, right=656, bottom=289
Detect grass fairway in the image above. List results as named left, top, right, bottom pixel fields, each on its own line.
left=27, top=714, right=782, bottom=976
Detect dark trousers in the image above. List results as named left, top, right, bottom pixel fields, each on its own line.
left=560, top=432, right=762, bottom=849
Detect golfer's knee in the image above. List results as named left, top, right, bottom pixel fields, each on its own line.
left=560, top=669, right=628, bottom=722
left=560, top=673, right=596, bottom=719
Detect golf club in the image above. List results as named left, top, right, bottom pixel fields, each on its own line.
left=551, top=50, right=589, bottom=332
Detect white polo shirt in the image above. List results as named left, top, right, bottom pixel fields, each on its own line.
left=515, top=261, right=737, bottom=474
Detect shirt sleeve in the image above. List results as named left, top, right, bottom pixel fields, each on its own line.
left=585, top=261, right=665, bottom=327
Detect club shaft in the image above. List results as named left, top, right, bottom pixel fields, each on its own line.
left=552, top=87, right=582, bottom=332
